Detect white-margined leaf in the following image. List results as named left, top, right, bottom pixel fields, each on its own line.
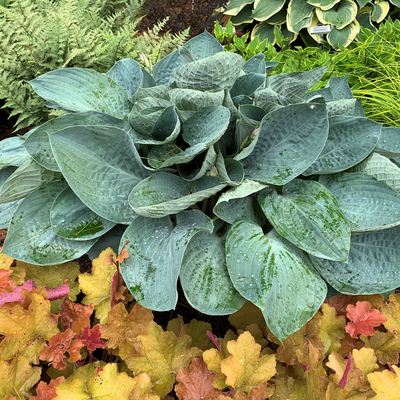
left=316, top=0, right=358, bottom=29
left=252, top=0, right=286, bottom=21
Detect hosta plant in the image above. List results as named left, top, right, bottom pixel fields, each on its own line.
left=222, top=0, right=400, bottom=48
left=1, top=31, right=400, bottom=342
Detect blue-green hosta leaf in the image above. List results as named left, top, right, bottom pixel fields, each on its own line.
left=3, top=181, right=96, bottom=265
left=120, top=210, right=214, bottom=310
left=224, top=0, right=255, bottom=15
left=50, top=186, right=115, bottom=240
left=326, top=20, right=361, bottom=48
left=29, top=68, right=131, bottom=118
left=180, top=231, right=246, bottom=315
left=213, top=179, right=267, bottom=224
left=87, top=225, right=126, bottom=260
left=23, top=111, right=134, bottom=172
left=141, top=68, right=157, bottom=87
left=242, top=103, right=329, bottom=185
left=325, top=99, right=357, bottom=116
left=177, top=146, right=218, bottom=181
left=0, top=167, right=22, bottom=229
left=174, top=52, right=245, bottom=91
left=259, top=179, right=351, bottom=261
left=303, top=116, right=381, bottom=175
left=252, top=0, right=285, bottom=21
left=0, top=159, right=62, bottom=204
left=178, top=46, right=200, bottom=63
left=0, top=137, right=30, bottom=170
left=147, top=106, right=230, bottom=168
left=350, top=153, right=400, bottom=192
left=307, top=0, right=341, bottom=10
left=326, top=77, right=354, bottom=100
left=130, top=85, right=171, bottom=103
left=128, top=98, right=173, bottom=136
left=226, top=220, right=327, bottom=341
left=182, top=30, right=224, bottom=59
left=287, top=0, right=314, bottom=33
left=128, top=173, right=227, bottom=218
left=243, top=53, right=266, bottom=74
left=50, top=126, right=150, bottom=224
left=106, top=58, right=143, bottom=97
left=230, top=73, right=266, bottom=98
left=310, top=227, right=400, bottom=294
left=152, top=51, right=184, bottom=86
left=316, top=0, right=358, bottom=29
left=319, top=173, right=400, bottom=232
left=254, top=87, right=280, bottom=105
left=375, top=127, right=400, bottom=158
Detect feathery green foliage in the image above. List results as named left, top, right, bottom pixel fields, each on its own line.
left=0, top=0, right=189, bottom=131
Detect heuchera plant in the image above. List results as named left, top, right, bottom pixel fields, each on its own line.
left=1, top=31, right=400, bottom=341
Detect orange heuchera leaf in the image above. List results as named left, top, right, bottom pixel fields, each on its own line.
left=367, top=364, right=400, bottom=400
left=0, top=293, right=59, bottom=362
left=0, top=355, right=41, bottom=398
left=100, top=302, right=153, bottom=360
left=30, top=377, right=66, bottom=400
left=40, top=329, right=84, bottom=370
left=125, top=321, right=202, bottom=398
left=175, top=357, right=222, bottom=400
left=0, top=269, right=16, bottom=292
left=220, top=331, right=276, bottom=395
left=76, top=325, right=106, bottom=352
left=61, top=297, right=94, bottom=334
left=345, top=301, right=387, bottom=338
left=116, top=246, right=129, bottom=263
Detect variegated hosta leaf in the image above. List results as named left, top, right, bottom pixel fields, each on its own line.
left=213, top=179, right=267, bottom=224
left=174, top=52, right=245, bottom=91
left=3, top=181, right=96, bottom=265
left=120, top=210, right=214, bottom=310
left=350, top=152, right=400, bottom=192
left=224, top=0, right=255, bottom=16
left=251, top=22, right=276, bottom=43
left=231, top=4, right=254, bottom=25
left=0, top=137, right=30, bottom=170
left=287, top=0, right=314, bottom=33
left=326, top=19, right=361, bottom=48
left=49, top=126, right=151, bottom=224
left=128, top=173, right=227, bottom=218
left=242, top=102, right=328, bottom=185
left=371, top=0, right=390, bottom=23
left=23, top=111, right=134, bottom=172
left=316, top=0, right=358, bottom=29
left=356, top=5, right=376, bottom=31
left=29, top=68, right=131, bottom=118
left=50, top=186, right=116, bottom=241
left=310, top=227, right=400, bottom=294
left=303, top=115, right=381, bottom=175
left=226, top=220, right=327, bottom=341
left=375, top=127, right=400, bottom=158
left=259, top=179, right=351, bottom=261
left=319, top=173, right=400, bottom=232
left=0, top=159, right=62, bottom=204
left=306, top=0, right=341, bottom=11
left=105, top=58, right=143, bottom=97
left=180, top=231, right=246, bottom=315
left=252, top=0, right=286, bottom=21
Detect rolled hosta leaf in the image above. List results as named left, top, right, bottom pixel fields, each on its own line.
left=213, top=179, right=267, bottom=224
left=230, top=73, right=266, bottom=98
left=130, top=85, right=171, bottom=103
left=326, top=20, right=360, bottom=48
left=120, top=210, right=214, bottom=310
left=174, top=52, right=245, bottom=91
left=170, top=88, right=225, bottom=111
left=147, top=106, right=230, bottom=168
left=0, top=167, right=22, bottom=229
left=287, top=0, right=314, bottom=33
left=0, top=136, right=30, bottom=170
left=129, top=173, right=227, bottom=218
left=303, top=115, right=381, bottom=175
left=50, top=126, right=151, bottom=224
left=252, top=0, right=285, bottom=21
left=50, top=186, right=116, bottom=240
left=3, top=180, right=96, bottom=265
left=306, top=0, right=341, bottom=10
left=23, top=111, right=134, bottom=172
left=375, top=127, right=400, bottom=158
left=242, top=103, right=329, bottom=185
left=371, top=0, right=390, bottom=23
left=0, top=159, right=62, bottom=204
left=259, top=179, right=351, bottom=261
left=225, top=220, right=327, bottom=341
left=105, top=58, right=143, bottom=97
left=316, top=0, right=358, bottom=29
left=177, top=146, right=218, bottom=181
left=310, top=227, right=400, bottom=294
left=319, top=173, right=400, bottom=232
left=29, top=68, right=131, bottom=118
left=180, top=231, right=246, bottom=315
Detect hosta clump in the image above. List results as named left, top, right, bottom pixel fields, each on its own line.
left=1, top=31, right=400, bottom=342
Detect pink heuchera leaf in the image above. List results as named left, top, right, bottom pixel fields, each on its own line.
left=76, top=325, right=106, bottom=352
left=207, top=331, right=221, bottom=352
left=339, top=353, right=353, bottom=389
left=0, top=280, right=69, bottom=306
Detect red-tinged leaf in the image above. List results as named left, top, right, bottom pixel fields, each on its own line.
left=0, top=269, right=16, bottom=293
left=338, top=334, right=365, bottom=357
left=339, top=353, right=352, bottom=389
left=110, top=269, right=121, bottom=309
left=61, top=297, right=93, bottom=335
left=39, top=329, right=84, bottom=370
left=207, top=331, right=221, bottom=352
left=327, top=294, right=384, bottom=316
left=76, top=325, right=106, bottom=352
left=29, top=377, right=66, bottom=400
left=116, top=245, right=129, bottom=263
left=346, top=301, right=387, bottom=338
left=46, top=284, right=69, bottom=301
left=175, top=357, right=222, bottom=400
